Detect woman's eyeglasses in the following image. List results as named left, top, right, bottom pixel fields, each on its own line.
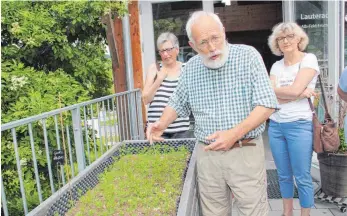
left=158, top=47, right=175, bottom=54
left=276, top=34, right=295, bottom=43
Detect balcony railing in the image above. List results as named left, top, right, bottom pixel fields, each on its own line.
left=1, top=89, right=144, bottom=216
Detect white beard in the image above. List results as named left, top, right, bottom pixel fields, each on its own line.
left=200, top=42, right=229, bottom=69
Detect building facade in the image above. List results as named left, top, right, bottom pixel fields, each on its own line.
left=139, top=0, right=345, bottom=120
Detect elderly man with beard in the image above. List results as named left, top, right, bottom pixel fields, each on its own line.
left=147, top=11, right=278, bottom=216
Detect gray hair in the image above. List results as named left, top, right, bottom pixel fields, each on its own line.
left=186, top=11, right=224, bottom=43
left=268, top=22, right=309, bottom=56
left=156, top=32, right=179, bottom=49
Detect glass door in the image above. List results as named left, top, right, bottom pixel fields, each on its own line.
left=293, top=1, right=342, bottom=121
left=151, top=1, right=202, bottom=63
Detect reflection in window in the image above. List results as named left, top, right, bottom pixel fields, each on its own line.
left=295, top=1, right=328, bottom=64
left=152, top=1, right=202, bottom=63
left=295, top=1, right=329, bottom=122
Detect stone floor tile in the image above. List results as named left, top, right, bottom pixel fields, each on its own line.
left=315, top=200, right=339, bottom=209
left=269, top=199, right=284, bottom=211
left=266, top=161, right=277, bottom=170
left=307, top=209, right=335, bottom=216
left=329, top=208, right=347, bottom=216
left=268, top=210, right=283, bottom=216
left=271, top=209, right=334, bottom=216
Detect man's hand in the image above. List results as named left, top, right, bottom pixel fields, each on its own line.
left=146, top=121, right=165, bottom=144
left=204, top=129, right=240, bottom=151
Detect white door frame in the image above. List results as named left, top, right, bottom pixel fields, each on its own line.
left=327, top=0, right=342, bottom=120
left=282, top=0, right=295, bottom=22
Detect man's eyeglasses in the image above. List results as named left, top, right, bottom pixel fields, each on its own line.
left=198, top=35, right=223, bottom=49
left=276, top=34, right=295, bottom=43
left=158, top=47, right=175, bottom=54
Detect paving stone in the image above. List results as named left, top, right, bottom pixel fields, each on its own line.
left=287, top=209, right=333, bottom=216
left=268, top=210, right=284, bottom=216
left=269, top=199, right=283, bottom=211
left=307, top=209, right=335, bottom=216
left=329, top=208, right=347, bottom=216
left=266, top=161, right=277, bottom=170
left=270, top=209, right=335, bottom=216
left=315, top=200, right=339, bottom=209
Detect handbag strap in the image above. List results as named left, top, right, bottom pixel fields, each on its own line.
left=307, top=75, right=332, bottom=119
left=299, top=59, right=331, bottom=113
left=317, top=75, right=329, bottom=113
left=297, top=60, right=329, bottom=115
left=298, top=63, right=316, bottom=113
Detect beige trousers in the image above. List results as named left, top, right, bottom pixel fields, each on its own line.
left=196, top=136, right=269, bottom=216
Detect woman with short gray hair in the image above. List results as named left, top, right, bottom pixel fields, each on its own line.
left=142, top=32, right=191, bottom=139
left=268, top=22, right=309, bottom=56
left=267, top=22, right=320, bottom=216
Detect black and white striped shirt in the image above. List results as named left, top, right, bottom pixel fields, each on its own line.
left=147, top=73, right=190, bottom=133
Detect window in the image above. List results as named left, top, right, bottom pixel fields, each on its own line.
left=295, top=1, right=328, bottom=64
left=152, top=1, right=202, bottom=63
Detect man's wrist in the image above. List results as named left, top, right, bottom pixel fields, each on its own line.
left=228, top=127, right=244, bottom=141
left=157, top=119, right=168, bottom=131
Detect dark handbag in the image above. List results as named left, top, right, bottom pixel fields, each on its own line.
left=308, top=75, right=340, bottom=153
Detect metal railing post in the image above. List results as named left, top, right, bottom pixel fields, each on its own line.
left=83, top=106, right=91, bottom=165
left=130, top=92, right=139, bottom=139
left=136, top=90, right=145, bottom=139
left=54, top=116, right=66, bottom=186
left=1, top=175, right=9, bottom=216
left=12, top=128, right=28, bottom=214
left=71, top=107, right=86, bottom=172
left=28, top=123, right=43, bottom=203
left=66, top=125, right=75, bottom=178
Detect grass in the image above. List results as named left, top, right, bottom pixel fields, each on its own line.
left=65, top=146, right=190, bottom=216
left=59, top=136, right=119, bottom=183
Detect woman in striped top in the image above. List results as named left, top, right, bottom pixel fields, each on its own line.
left=142, top=32, right=192, bottom=139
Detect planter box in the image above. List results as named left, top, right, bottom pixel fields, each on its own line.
left=318, top=153, right=347, bottom=198
left=27, top=139, right=199, bottom=216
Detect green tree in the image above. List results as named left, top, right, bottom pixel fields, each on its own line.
left=1, top=1, right=128, bottom=215
left=2, top=1, right=128, bottom=101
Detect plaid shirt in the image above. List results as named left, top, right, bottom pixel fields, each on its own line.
left=167, top=44, right=278, bottom=143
